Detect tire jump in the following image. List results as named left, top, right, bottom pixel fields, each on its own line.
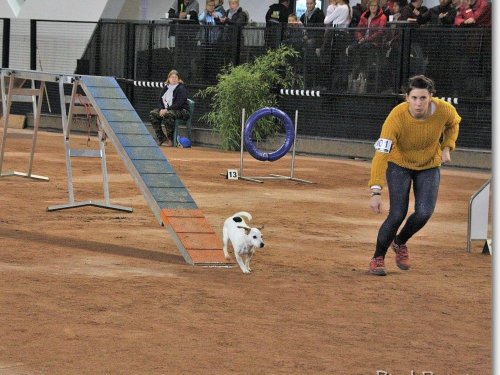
left=243, top=107, right=294, bottom=162
left=234, top=106, right=313, bottom=184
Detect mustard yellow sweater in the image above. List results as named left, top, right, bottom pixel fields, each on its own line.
left=369, top=98, right=461, bottom=188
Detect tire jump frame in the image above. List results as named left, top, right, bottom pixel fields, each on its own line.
left=237, top=107, right=313, bottom=184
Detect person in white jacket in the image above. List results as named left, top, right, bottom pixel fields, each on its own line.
left=322, top=0, right=351, bottom=91
left=324, top=0, right=351, bottom=28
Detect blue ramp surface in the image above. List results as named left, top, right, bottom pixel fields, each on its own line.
left=78, top=75, right=230, bottom=265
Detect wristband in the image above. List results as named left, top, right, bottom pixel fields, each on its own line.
left=370, top=191, right=381, bottom=197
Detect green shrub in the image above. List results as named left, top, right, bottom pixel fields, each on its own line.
left=197, top=45, right=301, bottom=151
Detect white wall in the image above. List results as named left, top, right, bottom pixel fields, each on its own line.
left=0, top=0, right=441, bottom=22
left=0, top=0, right=110, bottom=21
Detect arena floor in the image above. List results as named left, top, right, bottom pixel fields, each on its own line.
left=0, top=129, right=491, bottom=374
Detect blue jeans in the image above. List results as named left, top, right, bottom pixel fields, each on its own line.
left=375, top=162, right=440, bottom=257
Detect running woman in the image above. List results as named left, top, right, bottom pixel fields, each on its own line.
left=368, top=75, right=461, bottom=276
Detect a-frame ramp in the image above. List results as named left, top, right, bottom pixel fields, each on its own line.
left=78, top=75, right=231, bottom=266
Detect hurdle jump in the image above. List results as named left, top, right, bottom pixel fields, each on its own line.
left=0, top=69, right=49, bottom=180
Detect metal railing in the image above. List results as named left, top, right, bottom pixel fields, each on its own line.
left=1, top=19, right=492, bottom=150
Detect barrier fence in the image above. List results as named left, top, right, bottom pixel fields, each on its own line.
left=1, top=19, right=492, bottom=151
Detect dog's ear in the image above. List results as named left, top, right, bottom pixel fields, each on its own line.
left=237, top=225, right=251, bottom=234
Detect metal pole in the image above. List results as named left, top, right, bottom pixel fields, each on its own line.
left=59, top=78, right=75, bottom=204
left=290, top=109, right=298, bottom=179
left=239, top=108, right=245, bottom=176
left=0, top=71, right=12, bottom=173
left=99, top=129, right=110, bottom=204
left=30, top=20, right=37, bottom=70
left=27, top=80, right=44, bottom=176
left=2, top=19, right=10, bottom=68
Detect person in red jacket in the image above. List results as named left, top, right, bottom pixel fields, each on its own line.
left=454, top=0, right=491, bottom=27
left=347, top=0, right=387, bottom=91
left=355, top=0, right=388, bottom=47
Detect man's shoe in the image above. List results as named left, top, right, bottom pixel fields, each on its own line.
left=392, top=241, right=410, bottom=270
left=165, top=138, right=173, bottom=147
left=369, top=256, right=387, bottom=276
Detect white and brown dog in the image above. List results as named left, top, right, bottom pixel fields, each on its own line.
left=222, top=211, right=264, bottom=274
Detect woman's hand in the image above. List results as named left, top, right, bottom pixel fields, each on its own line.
left=441, top=147, right=451, bottom=163
left=370, top=195, right=382, bottom=214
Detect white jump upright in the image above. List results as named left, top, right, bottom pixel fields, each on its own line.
left=0, top=69, right=49, bottom=180
left=467, top=177, right=491, bottom=254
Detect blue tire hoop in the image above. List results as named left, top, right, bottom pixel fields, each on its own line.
left=243, top=107, right=295, bottom=162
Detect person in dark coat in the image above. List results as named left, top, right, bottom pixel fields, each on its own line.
left=221, top=0, right=248, bottom=26
left=400, top=0, right=428, bottom=21
left=417, top=0, right=455, bottom=26
left=149, top=70, right=190, bottom=147
left=265, top=0, right=291, bottom=48
left=265, top=0, right=291, bottom=24
left=300, top=0, right=325, bottom=26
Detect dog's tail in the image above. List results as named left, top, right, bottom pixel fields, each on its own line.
left=233, top=211, right=252, bottom=221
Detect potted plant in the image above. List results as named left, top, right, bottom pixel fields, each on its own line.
left=197, top=45, right=301, bottom=151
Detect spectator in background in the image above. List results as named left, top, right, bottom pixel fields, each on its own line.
left=287, top=13, right=301, bottom=24
left=323, top=0, right=351, bottom=91
left=400, top=0, right=428, bottom=22
left=149, top=70, right=190, bottom=147
left=198, top=0, right=224, bottom=39
left=300, top=0, right=325, bottom=25
left=219, top=0, right=248, bottom=67
left=347, top=0, right=387, bottom=91
left=354, top=0, right=387, bottom=45
left=214, top=0, right=225, bottom=15
left=380, top=0, right=392, bottom=20
left=265, top=0, right=291, bottom=48
left=266, top=0, right=291, bottom=24
left=417, top=0, right=455, bottom=26
left=391, top=1, right=402, bottom=20
left=454, top=0, right=491, bottom=27
left=299, top=0, right=325, bottom=88
left=324, top=0, right=351, bottom=27
left=349, top=0, right=369, bottom=27
left=386, top=0, right=407, bottom=14
left=454, top=0, right=491, bottom=96
left=220, top=0, right=248, bottom=26
left=198, top=1, right=224, bottom=81
left=300, top=0, right=325, bottom=50
left=169, top=0, right=200, bottom=20
left=284, top=13, right=304, bottom=49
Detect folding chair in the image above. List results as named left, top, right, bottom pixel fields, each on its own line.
left=173, top=98, right=195, bottom=147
